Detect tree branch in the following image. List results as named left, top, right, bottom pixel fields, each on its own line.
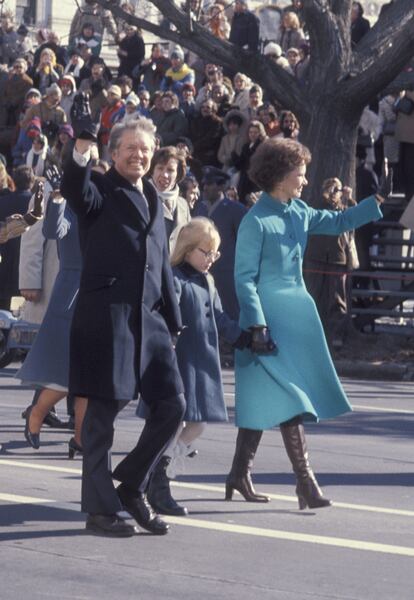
left=302, top=0, right=351, bottom=93
left=352, top=0, right=414, bottom=74
left=342, top=10, right=414, bottom=107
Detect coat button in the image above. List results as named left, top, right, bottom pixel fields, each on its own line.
left=205, top=301, right=209, bottom=307
left=145, top=264, right=150, bottom=271
left=289, top=234, right=295, bottom=240
left=206, top=312, right=211, bottom=317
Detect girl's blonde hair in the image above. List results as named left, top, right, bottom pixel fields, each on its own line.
left=171, top=217, right=221, bottom=267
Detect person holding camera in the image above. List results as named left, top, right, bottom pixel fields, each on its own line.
left=225, top=138, right=388, bottom=510
left=304, top=178, right=357, bottom=349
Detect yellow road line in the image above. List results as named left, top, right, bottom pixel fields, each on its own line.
left=0, top=492, right=55, bottom=504
left=172, top=481, right=414, bottom=517
left=1, top=490, right=412, bottom=558
left=0, top=459, right=79, bottom=474
left=166, top=516, right=414, bottom=557
left=223, top=393, right=414, bottom=414
left=1, top=458, right=413, bottom=517
left=352, top=404, right=414, bottom=414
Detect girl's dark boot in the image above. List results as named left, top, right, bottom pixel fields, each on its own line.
left=147, top=456, right=188, bottom=516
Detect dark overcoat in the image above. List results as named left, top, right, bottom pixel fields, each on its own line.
left=0, top=189, right=31, bottom=299
left=61, top=157, right=184, bottom=403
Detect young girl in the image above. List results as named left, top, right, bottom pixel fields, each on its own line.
left=146, top=217, right=251, bottom=516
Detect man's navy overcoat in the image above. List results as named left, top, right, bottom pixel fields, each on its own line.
left=61, top=157, right=184, bottom=403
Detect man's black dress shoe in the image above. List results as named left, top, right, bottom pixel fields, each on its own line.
left=85, top=514, right=137, bottom=537
left=117, top=485, right=169, bottom=535
left=43, top=411, right=68, bottom=428
left=24, top=406, right=40, bottom=450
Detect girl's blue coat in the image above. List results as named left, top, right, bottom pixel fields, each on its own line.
left=234, top=193, right=382, bottom=430
left=174, top=263, right=241, bottom=422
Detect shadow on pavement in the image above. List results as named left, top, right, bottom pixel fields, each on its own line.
left=177, top=471, right=414, bottom=487
left=0, top=502, right=84, bottom=532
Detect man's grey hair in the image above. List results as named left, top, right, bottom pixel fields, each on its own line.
left=109, top=117, right=157, bottom=153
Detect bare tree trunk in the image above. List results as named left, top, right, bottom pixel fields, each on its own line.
left=301, top=103, right=361, bottom=207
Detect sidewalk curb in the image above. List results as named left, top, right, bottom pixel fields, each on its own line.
left=334, top=359, right=414, bottom=381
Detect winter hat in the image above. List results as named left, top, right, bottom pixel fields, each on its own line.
left=25, top=88, right=42, bottom=100
left=17, top=24, right=29, bottom=36
left=59, top=124, right=74, bottom=138
left=264, top=42, right=282, bottom=58
left=107, top=84, right=122, bottom=98
left=170, top=46, right=184, bottom=61
left=59, top=74, right=77, bottom=91
left=125, top=92, right=139, bottom=106
left=182, top=83, right=196, bottom=95
left=176, top=136, right=194, bottom=154
left=45, top=82, right=62, bottom=97
left=26, top=117, right=42, bottom=138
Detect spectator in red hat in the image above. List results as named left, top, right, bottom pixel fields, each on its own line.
left=59, top=75, right=77, bottom=122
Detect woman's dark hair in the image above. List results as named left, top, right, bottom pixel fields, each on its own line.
left=149, top=146, right=187, bottom=184
left=179, top=175, right=198, bottom=197
left=249, top=85, right=261, bottom=96
left=258, top=103, right=277, bottom=121
left=280, top=110, right=300, bottom=130
left=248, top=138, right=311, bottom=193
left=352, top=2, right=364, bottom=16
left=227, top=115, right=243, bottom=127
left=82, top=22, right=95, bottom=32
left=162, top=90, right=180, bottom=109
left=116, top=75, right=133, bottom=89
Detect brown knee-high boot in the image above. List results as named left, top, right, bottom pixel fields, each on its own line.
left=225, top=428, right=270, bottom=502
left=279, top=417, right=332, bottom=510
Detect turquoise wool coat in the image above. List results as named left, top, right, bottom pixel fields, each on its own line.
left=234, top=193, right=382, bottom=430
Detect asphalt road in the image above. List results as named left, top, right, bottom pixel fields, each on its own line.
left=1, top=365, right=413, bottom=600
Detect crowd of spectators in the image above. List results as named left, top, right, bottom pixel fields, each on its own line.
left=0, top=0, right=412, bottom=325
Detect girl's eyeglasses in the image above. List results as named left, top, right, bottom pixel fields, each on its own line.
left=197, top=248, right=221, bottom=262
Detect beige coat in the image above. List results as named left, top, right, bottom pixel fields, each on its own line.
left=18, top=183, right=59, bottom=324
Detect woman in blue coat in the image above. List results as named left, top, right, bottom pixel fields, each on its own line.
left=18, top=176, right=86, bottom=457
left=146, top=217, right=251, bottom=517
left=226, top=138, right=386, bottom=510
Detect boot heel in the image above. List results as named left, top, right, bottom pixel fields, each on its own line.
left=298, top=495, right=307, bottom=510
left=225, top=483, right=234, bottom=501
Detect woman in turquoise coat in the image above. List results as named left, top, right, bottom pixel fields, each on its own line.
left=225, top=138, right=386, bottom=510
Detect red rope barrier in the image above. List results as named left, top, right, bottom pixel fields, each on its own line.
left=303, top=268, right=414, bottom=282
